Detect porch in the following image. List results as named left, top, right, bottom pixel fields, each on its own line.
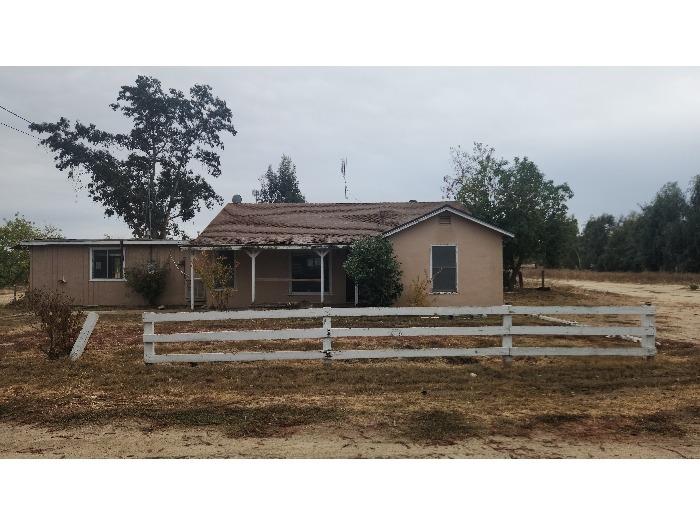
left=186, top=246, right=357, bottom=309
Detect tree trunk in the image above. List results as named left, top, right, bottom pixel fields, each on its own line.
left=505, top=263, right=522, bottom=292
left=149, top=147, right=157, bottom=239
left=505, top=269, right=515, bottom=292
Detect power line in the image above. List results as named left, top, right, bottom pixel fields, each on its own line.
left=1, top=121, right=36, bottom=138
left=0, top=104, right=33, bottom=124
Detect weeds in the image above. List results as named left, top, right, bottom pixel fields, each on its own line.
left=406, top=272, right=433, bottom=307
left=396, top=410, right=483, bottom=444
left=25, top=289, right=83, bottom=359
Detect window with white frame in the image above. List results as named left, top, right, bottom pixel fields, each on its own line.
left=431, top=245, right=457, bottom=292
left=91, top=248, right=124, bottom=280
left=290, top=251, right=330, bottom=293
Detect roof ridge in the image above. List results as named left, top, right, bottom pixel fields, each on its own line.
left=225, top=201, right=458, bottom=206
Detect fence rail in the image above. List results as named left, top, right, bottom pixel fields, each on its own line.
left=142, top=305, right=656, bottom=364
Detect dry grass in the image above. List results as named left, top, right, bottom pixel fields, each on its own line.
left=523, top=267, right=700, bottom=286
left=1, top=284, right=699, bottom=449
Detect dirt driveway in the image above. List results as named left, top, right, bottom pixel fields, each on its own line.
left=551, top=279, right=700, bottom=344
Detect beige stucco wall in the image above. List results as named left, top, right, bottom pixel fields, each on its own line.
left=389, top=215, right=504, bottom=306
left=28, top=244, right=189, bottom=307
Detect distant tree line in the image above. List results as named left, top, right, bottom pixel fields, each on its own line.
left=564, top=177, right=700, bottom=272
left=445, top=142, right=700, bottom=281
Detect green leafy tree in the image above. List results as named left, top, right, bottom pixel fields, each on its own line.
left=542, top=214, right=579, bottom=268
left=30, top=76, right=237, bottom=239
left=253, top=155, right=306, bottom=203
left=343, top=236, right=403, bottom=306
left=600, top=213, right=643, bottom=272
left=444, top=143, right=574, bottom=290
left=579, top=214, right=616, bottom=270
left=636, top=182, right=689, bottom=272
left=0, top=213, right=62, bottom=300
left=686, top=175, right=700, bottom=272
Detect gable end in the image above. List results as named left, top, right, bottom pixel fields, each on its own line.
left=382, top=206, right=514, bottom=238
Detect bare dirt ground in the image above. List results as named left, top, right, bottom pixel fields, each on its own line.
left=0, top=288, right=22, bottom=306
left=1, top=282, right=698, bottom=458
left=546, top=279, right=700, bottom=344
left=2, top=422, right=697, bottom=458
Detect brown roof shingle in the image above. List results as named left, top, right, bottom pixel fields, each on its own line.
left=194, top=201, right=474, bottom=246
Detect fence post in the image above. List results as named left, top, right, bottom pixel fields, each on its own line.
left=641, top=303, right=656, bottom=360
left=322, top=307, right=332, bottom=359
left=502, top=305, right=513, bottom=367
left=144, top=315, right=155, bottom=364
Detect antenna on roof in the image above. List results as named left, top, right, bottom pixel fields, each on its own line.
left=340, top=158, right=349, bottom=200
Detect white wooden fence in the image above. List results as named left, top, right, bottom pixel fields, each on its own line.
left=142, top=305, right=656, bottom=364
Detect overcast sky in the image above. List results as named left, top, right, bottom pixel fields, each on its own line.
left=1, top=67, right=699, bottom=239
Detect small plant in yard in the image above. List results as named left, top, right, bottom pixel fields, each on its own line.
left=193, top=252, right=238, bottom=309
left=406, top=272, right=433, bottom=307
left=343, top=236, right=403, bottom=307
left=25, top=289, right=83, bottom=359
left=125, top=260, right=170, bottom=306
left=690, top=283, right=699, bottom=291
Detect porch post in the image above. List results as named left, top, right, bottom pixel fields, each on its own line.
left=247, top=249, right=261, bottom=304
left=315, top=249, right=329, bottom=304
left=190, top=253, right=195, bottom=311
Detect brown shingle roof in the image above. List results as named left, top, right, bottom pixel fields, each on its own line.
left=194, top=201, right=476, bottom=246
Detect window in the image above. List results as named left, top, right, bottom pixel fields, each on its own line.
left=214, top=251, right=236, bottom=288
left=91, top=248, right=124, bottom=280
left=431, top=245, right=457, bottom=292
left=290, top=251, right=330, bottom=293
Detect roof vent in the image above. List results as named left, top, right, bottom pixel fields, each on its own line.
left=232, top=194, right=243, bottom=204
left=409, top=199, right=418, bottom=203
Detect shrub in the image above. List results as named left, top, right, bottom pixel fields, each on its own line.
left=193, top=252, right=238, bottom=309
left=406, top=272, right=433, bottom=307
left=26, top=289, right=83, bottom=359
left=343, top=236, right=403, bottom=307
left=125, top=260, right=170, bottom=306
left=690, top=283, right=699, bottom=291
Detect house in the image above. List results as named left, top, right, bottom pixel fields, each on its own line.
left=20, top=201, right=512, bottom=308
left=19, top=239, right=191, bottom=307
